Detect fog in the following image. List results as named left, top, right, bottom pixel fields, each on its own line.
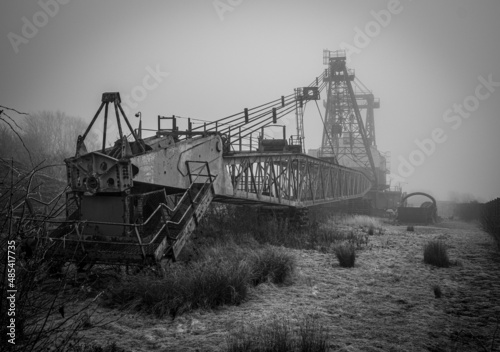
left=1, top=0, right=499, bottom=201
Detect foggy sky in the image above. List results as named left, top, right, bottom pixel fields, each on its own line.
left=1, top=0, right=499, bottom=201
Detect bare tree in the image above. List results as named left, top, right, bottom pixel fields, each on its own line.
left=0, top=110, right=99, bottom=179
left=23, top=111, right=99, bottom=164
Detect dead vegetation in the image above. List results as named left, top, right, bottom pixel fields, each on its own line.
left=333, top=243, right=356, bottom=268
left=72, top=219, right=500, bottom=352
left=226, top=315, right=329, bottom=352
left=424, top=239, right=451, bottom=267
left=101, top=245, right=296, bottom=319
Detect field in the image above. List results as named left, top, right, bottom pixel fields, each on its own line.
left=66, top=219, right=500, bottom=352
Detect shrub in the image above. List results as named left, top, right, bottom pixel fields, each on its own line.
left=103, top=245, right=295, bottom=318
left=103, top=254, right=251, bottom=318
left=423, top=240, right=450, bottom=267
left=334, top=243, right=356, bottom=268
left=250, top=247, right=296, bottom=285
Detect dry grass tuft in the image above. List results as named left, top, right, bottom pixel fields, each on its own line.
left=423, top=240, right=450, bottom=268
left=334, top=243, right=356, bottom=268
left=103, top=254, right=251, bottom=318
left=297, top=316, right=330, bottom=352
left=250, top=247, right=296, bottom=286
left=226, top=316, right=329, bottom=352
left=102, top=245, right=295, bottom=318
left=433, top=285, right=442, bottom=298
left=367, top=224, right=375, bottom=236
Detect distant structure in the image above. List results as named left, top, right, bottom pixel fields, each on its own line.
left=398, top=192, right=438, bottom=223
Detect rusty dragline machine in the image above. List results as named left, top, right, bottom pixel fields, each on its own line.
left=41, top=50, right=385, bottom=267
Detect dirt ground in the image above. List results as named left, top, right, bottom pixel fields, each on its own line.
left=79, top=220, right=500, bottom=351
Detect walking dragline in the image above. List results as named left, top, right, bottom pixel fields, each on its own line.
left=43, top=51, right=383, bottom=267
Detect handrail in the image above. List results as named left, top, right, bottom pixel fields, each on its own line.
left=14, top=178, right=213, bottom=232
left=12, top=161, right=217, bottom=250
left=10, top=186, right=201, bottom=228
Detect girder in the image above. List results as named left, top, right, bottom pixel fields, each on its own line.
left=221, top=152, right=372, bottom=207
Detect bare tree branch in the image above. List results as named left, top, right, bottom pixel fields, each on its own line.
left=0, top=104, right=29, bottom=116
left=1, top=110, right=24, bottom=131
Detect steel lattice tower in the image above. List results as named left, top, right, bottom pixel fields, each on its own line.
left=319, top=50, right=377, bottom=186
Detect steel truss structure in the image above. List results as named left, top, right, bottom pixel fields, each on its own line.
left=222, top=152, right=371, bottom=207
left=353, top=77, right=380, bottom=147
left=319, top=50, right=377, bottom=186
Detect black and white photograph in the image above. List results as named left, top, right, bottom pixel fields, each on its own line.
left=1, top=1, right=499, bottom=351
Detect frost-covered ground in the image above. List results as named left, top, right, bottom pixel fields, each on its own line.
left=79, top=220, right=500, bottom=351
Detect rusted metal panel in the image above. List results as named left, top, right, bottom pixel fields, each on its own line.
left=132, top=134, right=225, bottom=191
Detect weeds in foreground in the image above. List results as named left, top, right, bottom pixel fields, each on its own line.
left=103, top=256, right=250, bottom=318
left=334, top=243, right=356, bottom=268
left=102, top=245, right=295, bottom=318
left=423, top=240, right=450, bottom=267
left=226, top=316, right=329, bottom=352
